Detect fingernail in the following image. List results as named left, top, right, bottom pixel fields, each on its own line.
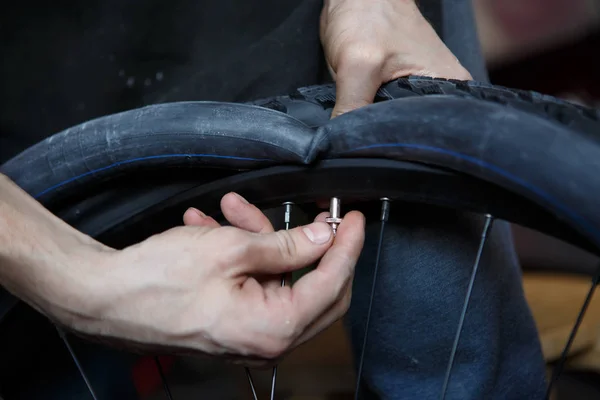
left=188, top=207, right=206, bottom=218
left=303, top=222, right=332, bottom=244
left=233, top=192, right=249, bottom=204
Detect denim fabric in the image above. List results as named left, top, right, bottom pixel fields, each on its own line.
left=341, top=4, right=548, bottom=396
left=440, top=0, right=490, bottom=83
left=346, top=204, right=547, bottom=399
left=419, top=0, right=490, bottom=83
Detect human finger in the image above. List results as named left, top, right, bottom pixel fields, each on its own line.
left=220, top=192, right=274, bottom=234
left=220, top=192, right=283, bottom=289
left=290, top=281, right=352, bottom=348
left=237, top=221, right=334, bottom=276
left=331, top=50, right=383, bottom=118
left=315, top=211, right=329, bottom=222
left=287, top=211, right=364, bottom=328
left=183, top=207, right=220, bottom=228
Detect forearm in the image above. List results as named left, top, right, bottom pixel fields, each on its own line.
left=0, top=173, right=108, bottom=323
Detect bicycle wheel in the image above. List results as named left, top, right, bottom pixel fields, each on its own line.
left=1, top=76, right=599, bottom=399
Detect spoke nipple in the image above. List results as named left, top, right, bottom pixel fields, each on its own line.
left=282, top=202, right=294, bottom=227
left=479, top=214, right=494, bottom=241
left=380, top=197, right=391, bottom=222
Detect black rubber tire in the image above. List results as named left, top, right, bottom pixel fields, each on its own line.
left=0, top=75, right=599, bottom=347
left=2, top=76, right=598, bottom=206
left=251, top=76, right=600, bottom=135
left=1, top=75, right=600, bottom=252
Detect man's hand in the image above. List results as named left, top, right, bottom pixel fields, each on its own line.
left=0, top=174, right=364, bottom=366
left=320, top=0, right=473, bottom=117
left=81, top=193, right=364, bottom=365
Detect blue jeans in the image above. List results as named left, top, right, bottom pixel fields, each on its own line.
left=346, top=204, right=547, bottom=399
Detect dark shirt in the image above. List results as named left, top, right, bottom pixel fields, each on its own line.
left=1, top=0, right=486, bottom=164
left=0, top=0, right=327, bottom=163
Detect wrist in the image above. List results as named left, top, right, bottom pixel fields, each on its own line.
left=39, top=238, right=117, bottom=330
left=325, top=0, right=415, bottom=5
left=324, top=0, right=417, bottom=13
left=0, top=219, right=113, bottom=326
left=0, top=174, right=115, bottom=328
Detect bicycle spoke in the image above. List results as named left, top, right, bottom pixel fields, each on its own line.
left=354, top=198, right=391, bottom=400
left=545, top=263, right=600, bottom=399
left=56, top=327, right=99, bottom=400
left=269, top=202, right=294, bottom=400
left=439, top=214, right=494, bottom=400
left=154, top=356, right=174, bottom=400
left=245, top=367, right=259, bottom=400
left=282, top=201, right=293, bottom=231
left=269, top=367, right=278, bottom=400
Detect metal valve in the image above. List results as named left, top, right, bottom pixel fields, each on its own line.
left=325, top=197, right=343, bottom=235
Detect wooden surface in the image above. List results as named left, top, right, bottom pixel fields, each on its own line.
left=277, top=272, right=600, bottom=398
left=145, top=272, right=600, bottom=399
left=279, top=272, right=600, bottom=368
left=523, top=273, right=600, bottom=364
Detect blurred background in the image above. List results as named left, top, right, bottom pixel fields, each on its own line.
left=479, top=1, right=600, bottom=398
left=2, top=0, right=600, bottom=399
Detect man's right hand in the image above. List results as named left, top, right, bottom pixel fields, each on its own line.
left=1, top=181, right=365, bottom=366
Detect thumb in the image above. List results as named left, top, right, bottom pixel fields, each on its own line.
left=331, top=58, right=382, bottom=118
left=243, top=222, right=334, bottom=274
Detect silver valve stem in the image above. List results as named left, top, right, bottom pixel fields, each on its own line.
left=325, top=197, right=342, bottom=235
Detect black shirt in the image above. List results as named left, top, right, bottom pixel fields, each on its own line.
left=1, top=0, right=486, bottom=164
left=0, top=0, right=327, bottom=163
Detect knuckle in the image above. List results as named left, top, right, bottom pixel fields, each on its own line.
left=209, top=227, right=251, bottom=268
left=328, top=279, right=352, bottom=317
left=337, top=43, right=386, bottom=70
left=330, top=267, right=352, bottom=298
left=258, top=347, right=281, bottom=360
left=332, top=286, right=346, bottom=309
left=223, top=227, right=250, bottom=251
left=274, top=231, right=297, bottom=263
left=340, top=289, right=352, bottom=314
left=257, top=338, right=290, bottom=360
left=256, top=320, right=298, bottom=359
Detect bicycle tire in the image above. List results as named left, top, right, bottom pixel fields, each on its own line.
left=251, top=76, right=599, bottom=134
left=0, top=76, right=599, bottom=254
left=1, top=76, right=598, bottom=204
